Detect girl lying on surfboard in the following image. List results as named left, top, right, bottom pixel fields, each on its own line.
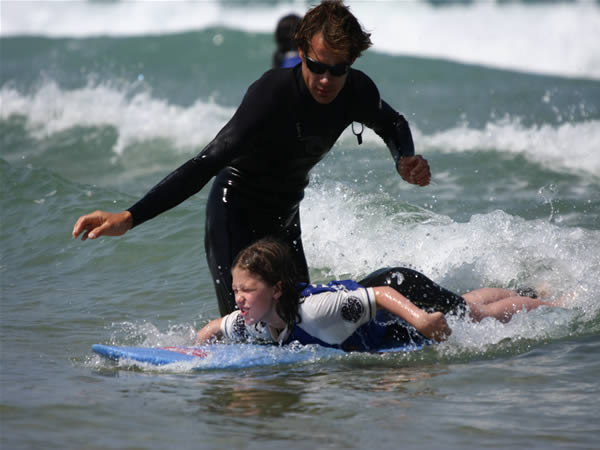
left=195, top=238, right=562, bottom=351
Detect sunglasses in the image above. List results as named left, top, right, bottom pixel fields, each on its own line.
left=305, top=56, right=349, bottom=77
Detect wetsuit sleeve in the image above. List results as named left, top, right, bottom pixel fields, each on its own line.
left=377, top=100, right=416, bottom=161
left=350, top=70, right=415, bottom=162
left=126, top=71, right=283, bottom=228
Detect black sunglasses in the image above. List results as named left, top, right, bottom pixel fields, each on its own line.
left=305, top=56, right=349, bottom=77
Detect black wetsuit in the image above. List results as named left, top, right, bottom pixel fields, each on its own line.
left=127, top=65, right=416, bottom=315
left=359, top=267, right=467, bottom=316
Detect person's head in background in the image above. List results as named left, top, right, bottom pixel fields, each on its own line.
left=273, top=13, right=302, bottom=68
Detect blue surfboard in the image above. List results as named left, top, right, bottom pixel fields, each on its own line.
left=92, top=343, right=347, bottom=370
left=92, top=342, right=428, bottom=370
left=92, top=345, right=209, bottom=366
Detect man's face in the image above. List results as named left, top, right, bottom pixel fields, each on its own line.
left=299, top=32, right=350, bottom=104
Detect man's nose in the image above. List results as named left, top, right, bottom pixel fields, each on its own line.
left=319, top=73, right=331, bottom=84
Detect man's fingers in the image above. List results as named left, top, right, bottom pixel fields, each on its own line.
left=73, top=210, right=133, bottom=240
left=72, top=218, right=86, bottom=238
left=88, top=222, right=110, bottom=239
left=72, top=212, right=105, bottom=240
left=400, top=156, right=430, bottom=186
left=73, top=218, right=93, bottom=239
left=412, top=164, right=431, bottom=185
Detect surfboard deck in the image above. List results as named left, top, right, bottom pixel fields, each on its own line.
left=92, top=342, right=428, bottom=369
left=92, top=344, right=209, bottom=366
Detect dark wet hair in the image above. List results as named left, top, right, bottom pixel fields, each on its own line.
left=275, top=13, right=302, bottom=52
left=232, top=238, right=302, bottom=330
left=294, top=0, right=372, bottom=63
left=273, top=13, right=302, bottom=68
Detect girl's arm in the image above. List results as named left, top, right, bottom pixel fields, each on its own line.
left=195, top=318, right=224, bottom=345
left=372, top=286, right=451, bottom=341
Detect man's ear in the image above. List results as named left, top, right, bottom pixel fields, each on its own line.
left=298, top=46, right=304, bottom=60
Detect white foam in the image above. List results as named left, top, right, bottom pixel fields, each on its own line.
left=351, top=0, right=600, bottom=79
left=0, top=0, right=306, bottom=37
left=440, top=305, right=582, bottom=356
left=3, top=80, right=598, bottom=178
left=1, top=0, right=599, bottom=79
left=341, top=114, right=600, bottom=179
left=0, top=80, right=234, bottom=154
left=419, top=117, right=600, bottom=178
left=302, top=183, right=600, bottom=306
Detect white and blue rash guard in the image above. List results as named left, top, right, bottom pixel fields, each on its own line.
left=220, top=280, right=428, bottom=351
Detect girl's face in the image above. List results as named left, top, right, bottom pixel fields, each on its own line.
left=231, top=267, right=282, bottom=326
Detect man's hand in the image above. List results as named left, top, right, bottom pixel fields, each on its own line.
left=397, top=155, right=431, bottom=186
left=72, top=210, right=133, bottom=241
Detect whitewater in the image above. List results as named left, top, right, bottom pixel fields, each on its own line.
left=2, top=0, right=600, bottom=79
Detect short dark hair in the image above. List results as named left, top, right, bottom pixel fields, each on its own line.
left=275, top=13, right=302, bottom=52
left=294, top=0, right=372, bottom=62
left=232, top=238, right=302, bottom=330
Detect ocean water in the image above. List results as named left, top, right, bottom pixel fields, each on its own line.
left=1, top=1, right=600, bottom=449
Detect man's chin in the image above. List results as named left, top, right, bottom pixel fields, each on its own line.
left=311, top=89, right=337, bottom=104
left=314, top=94, right=334, bottom=104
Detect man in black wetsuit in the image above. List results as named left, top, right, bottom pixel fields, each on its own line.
left=72, top=0, right=431, bottom=315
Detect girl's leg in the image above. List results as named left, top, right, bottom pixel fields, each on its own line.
left=464, top=291, right=553, bottom=323
left=463, top=288, right=523, bottom=306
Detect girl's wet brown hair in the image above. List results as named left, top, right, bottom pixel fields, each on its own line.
left=232, top=238, right=302, bottom=330
left=294, top=0, right=372, bottom=63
